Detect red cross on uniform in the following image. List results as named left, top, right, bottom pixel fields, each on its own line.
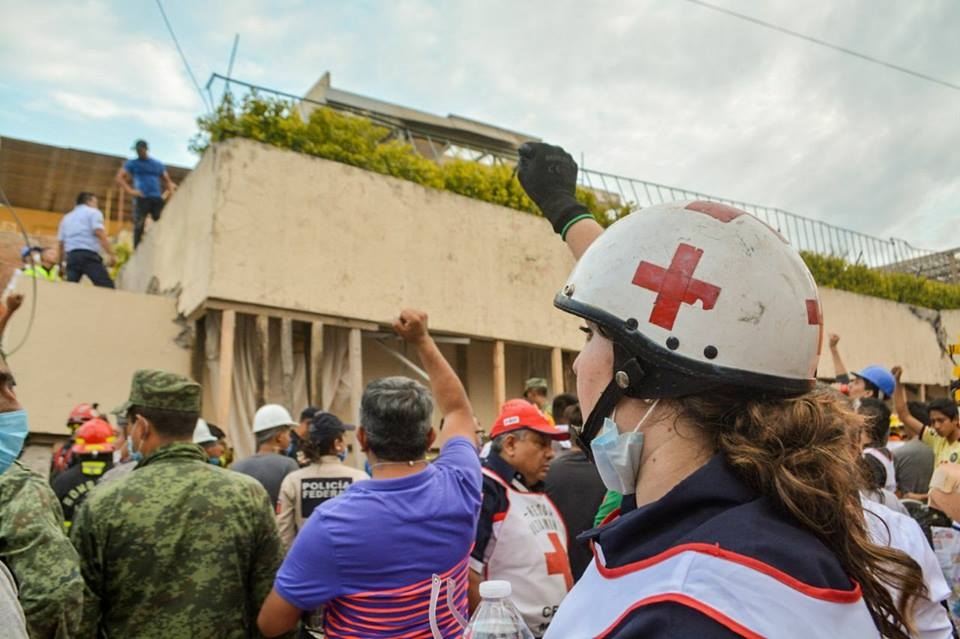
left=632, top=243, right=722, bottom=331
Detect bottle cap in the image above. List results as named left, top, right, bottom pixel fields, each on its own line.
left=479, top=580, right=512, bottom=599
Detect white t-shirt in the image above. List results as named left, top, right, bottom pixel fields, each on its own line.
left=862, top=496, right=953, bottom=639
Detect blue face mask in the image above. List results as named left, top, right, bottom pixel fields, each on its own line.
left=208, top=456, right=222, bottom=466
left=337, top=451, right=347, bottom=462
left=0, top=410, right=29, bottom=475
left=589, top=401, right=659, bottom=495
left=126, top=425, right=144, bottom=463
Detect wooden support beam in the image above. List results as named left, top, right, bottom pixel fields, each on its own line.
left=201, top=298, right=378, bottom=330
left=117, top=184, right=125, bottom=227
left=920, top=384, right=927, bottom=402
left=190, top=318, right=205, bottom=385
left=217, top=310, right=236, bottom=431
left=104, top=187, right=114, bottom=235
left=348, top=328, right=364, bottom=466
left=551, top=347, right=564, bottom=397
left=255, top=315, right=269, bottom=405
left=493, top=340, right=506, bottom=412
left=310, top=322, right=324, bottom=406
left=281, top=318, right=295, bottom=410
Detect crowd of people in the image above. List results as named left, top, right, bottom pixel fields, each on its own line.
left=0, top=142, right=958, bottom=638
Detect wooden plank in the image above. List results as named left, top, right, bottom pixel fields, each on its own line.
left=493, top=340, right=506, bottom=412
left=202, top=298, right=378, bottom=331
left=190, top=318, right=205, bottom=385
left=310, top=322, right=324, bottom=406
left=281, top=318, right=294, bottom=409
left=348, top=328, right=364, bottom=466
left=551, top=347, right=564, bottom=397
left=217, top=310, right=236, bottom=430
left=255, top=315, right=269, bottom=405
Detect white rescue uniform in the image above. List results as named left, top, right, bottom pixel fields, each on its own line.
left=862, top=497, right=953, bottom=639
left=475, top=468, right=571, bottom=637
left=545, top=543, right=880, bottom=639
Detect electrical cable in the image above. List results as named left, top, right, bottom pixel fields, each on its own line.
left=154, top=0, right=213, bottom=111
left=682, top=0, right=960, bottom=92
left=0, top=180, right=39, bottom=357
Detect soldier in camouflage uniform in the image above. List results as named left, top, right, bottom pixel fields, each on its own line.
left=71, top=369, right=287, bottom=638
left=0, top=361, right=84, bottom=638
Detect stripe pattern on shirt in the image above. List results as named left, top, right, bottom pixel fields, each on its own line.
left=324, top=555, right=469, bottom=639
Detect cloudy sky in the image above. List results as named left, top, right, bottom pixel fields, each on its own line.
left=1, top=0, right=957, bottom=249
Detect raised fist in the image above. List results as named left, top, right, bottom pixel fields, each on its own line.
left=393, top=309, right=429, bottom=344
left=517, top=143, right=590, bottom=237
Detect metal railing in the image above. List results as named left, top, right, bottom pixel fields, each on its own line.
left=204, top=74, right=943, bottom=274
left=576, top=167, right=937, bottom=269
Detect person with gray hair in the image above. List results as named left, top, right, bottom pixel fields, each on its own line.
left=259, top=309, right=482, bottom=639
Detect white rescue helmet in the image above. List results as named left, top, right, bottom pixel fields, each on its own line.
left=193, top=418, right=217, bottom=445
left=557, top=201, right=822, bottom=444
left=252, top=404, right=297, bottom=433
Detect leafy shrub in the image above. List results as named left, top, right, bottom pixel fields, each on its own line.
left=192, top=92, right=958, bottom=309
left=191, top=92, right=634, bottom=228
left=800, top=252, right=960, bottom=310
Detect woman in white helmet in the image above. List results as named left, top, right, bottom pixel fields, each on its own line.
left=517, top=143, right=924, bottom=639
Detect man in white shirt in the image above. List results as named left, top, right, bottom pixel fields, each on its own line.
left=57, top=192, right=116, bottom=288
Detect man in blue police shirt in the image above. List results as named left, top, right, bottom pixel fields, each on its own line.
left=115, top=140, right=177, bottom=247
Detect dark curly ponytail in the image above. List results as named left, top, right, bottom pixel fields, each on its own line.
left=679, top=385, right=925, bottom=639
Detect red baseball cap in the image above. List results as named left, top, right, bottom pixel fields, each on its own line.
left=490, top=399, right=569, bottom=440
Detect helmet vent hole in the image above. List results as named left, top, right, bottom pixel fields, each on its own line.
left=666, top=337, right=680, bottom=351
left=704, top=345, right=719, bottom=360
left=625, top=318, right=639, bottom=330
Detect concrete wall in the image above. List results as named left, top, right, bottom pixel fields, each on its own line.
left=118, top=138, right=959, bottom=389
left=120, top=139, right=584, bottom=350
left=817, top=287, right=959, bottom=387
left=118, top=147, right=217, bottom=316
left=4, top=278, right=192, bottom=436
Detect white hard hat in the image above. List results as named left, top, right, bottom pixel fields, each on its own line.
left=557, top=201, right=821, bottom=444
left=253, top=404, right=297, bottom=433
left=192, top=418, right=217, bottom=445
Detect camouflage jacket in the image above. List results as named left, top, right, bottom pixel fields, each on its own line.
left=71, top=442, right=286, bottom=638
left=0, top=461, right=84, bottom=638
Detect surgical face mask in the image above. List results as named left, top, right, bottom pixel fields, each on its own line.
left=337, top=451, right=347, bottom=462
left=590, top=400, right=659, bottom=495
left=0, top=410, right=29, bottom=475
left=208, top=456, right=222, bottom=466
left=126, top=422, right=144, bottom=462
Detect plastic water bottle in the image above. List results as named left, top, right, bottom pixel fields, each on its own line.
left=463, top=580, right=534, bottom=639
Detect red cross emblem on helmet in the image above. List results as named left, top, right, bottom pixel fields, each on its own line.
left=631, top=243, right=721, bottom=330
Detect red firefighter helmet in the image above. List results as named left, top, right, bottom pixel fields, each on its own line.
left=71, top=418, right=116, bottom=454
left=67, top=403, right=100, bottom=429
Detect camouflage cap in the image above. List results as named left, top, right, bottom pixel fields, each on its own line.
left=122, top=369, right=201, bottom=413
left=524, top=377, right=549, bottom=393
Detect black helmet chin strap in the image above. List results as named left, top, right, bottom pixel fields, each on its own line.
left=577, top=344, right=646, bottom=462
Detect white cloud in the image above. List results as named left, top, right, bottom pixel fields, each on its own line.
left=1, top=0, right=957, bottom=251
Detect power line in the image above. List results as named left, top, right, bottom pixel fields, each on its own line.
left=154, top=0, right=213, bottom=111
left=0, top=180, right=39, bottom=358
left=682, top=0, right=960, bottom=92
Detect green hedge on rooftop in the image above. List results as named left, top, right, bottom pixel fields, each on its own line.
left=191, top=92, right=960, bottom=310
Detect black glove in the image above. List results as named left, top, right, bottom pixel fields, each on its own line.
left=517, top=143, right=593, bottom=238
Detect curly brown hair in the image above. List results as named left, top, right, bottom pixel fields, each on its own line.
left=679, top=385, right=925, bottom=639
